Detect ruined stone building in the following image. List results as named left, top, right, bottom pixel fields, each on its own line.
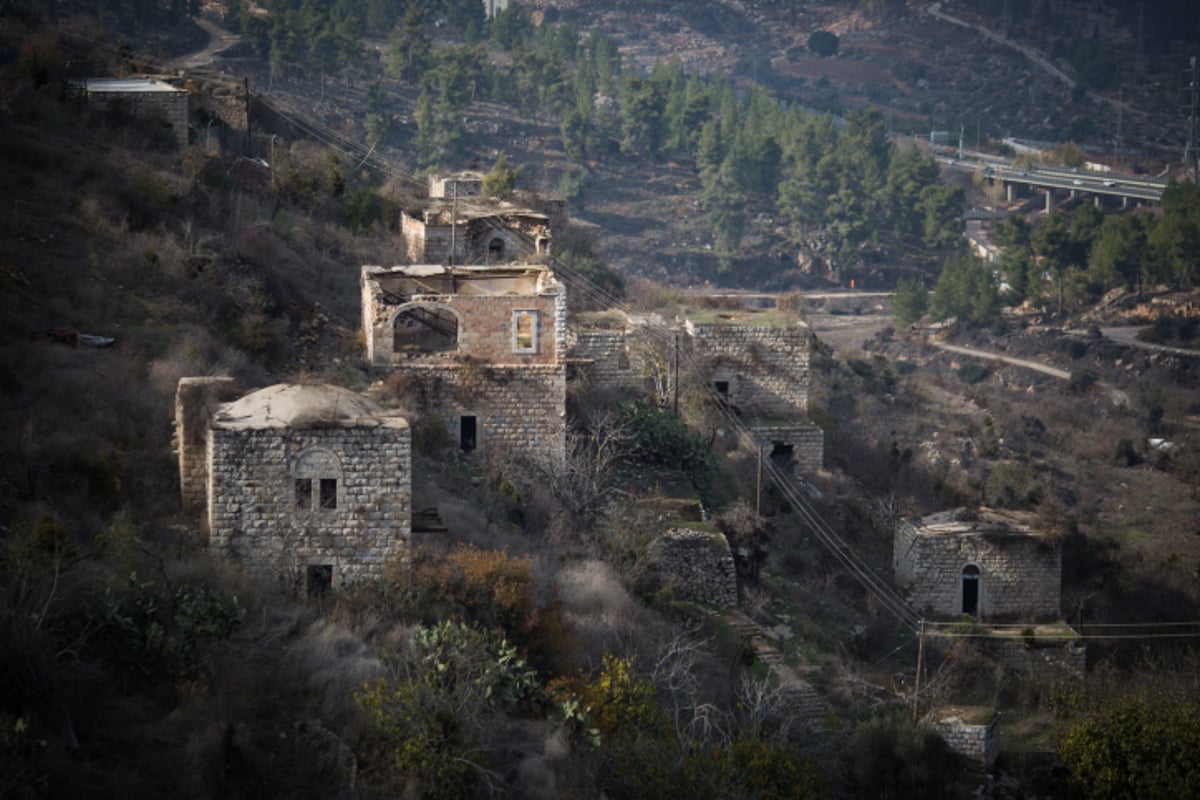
left=399, top=196, right=551, bottom=265
left=175, top=379, right=411, bottom=594
left=73, top=77, right=189, bottom=148
left=569, top=306, right=824, bottom=472
left=893, top=507, right=1061, bottom=621
left=361, top=263, right=567, bottom=459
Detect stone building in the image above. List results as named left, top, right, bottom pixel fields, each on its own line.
left=175, top=381, right=411, bottom=594
left=399, top=198, right=551, bottom=265
left=73, top=77, right=189, bottom=148
left=568, top=307, right=824, bottom=472
left=893, top=508, right=1061, bottom=621
left=361, top=262, right=567, bottom=459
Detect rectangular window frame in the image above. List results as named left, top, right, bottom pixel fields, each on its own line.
left=512, top=309, right=538, bottom=354
left=319, top=478, right=338, bottom=509
left=295, top=478, right=313, bottom=509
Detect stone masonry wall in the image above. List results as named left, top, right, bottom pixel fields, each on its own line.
left=400, top=215, right=453, bottom=264
left=175, top=376, right=240, bottom=512
left=363, top=274, right=562, bottom=368
left=685, top=324, right=811, bottom=418
left=993, top=639, right=1086, bottom=683
left=569, top=330, right=647, bottom=394
left=930, top=712, right=999, bottom=769
left=894, top=522, right=1061, bottom=620
left=207, top=423, right=411, bottom=590
left=750, top=424, right=825, bottom=472
left=396, top=363, right=566, bottom=460
left=652, top=528, right=738, bottom=608
left=86, top=82, right=189, bottom=148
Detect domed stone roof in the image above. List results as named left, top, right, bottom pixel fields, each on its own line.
left=212, top=384, right=399, bottom=430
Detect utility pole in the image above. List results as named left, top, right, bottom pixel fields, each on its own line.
left=1189, top=57, right=1199, bottom=184
left=449, top=180, right=457, bottom=266
left=912, top=619, right=926, bottom=722
left=243, top=76, right=251, bottom=157
left=756, top=445, right=763, bottom=517
left=672, top=332, right=680, bottom=416
left=958, top=124, right=964, bottom=160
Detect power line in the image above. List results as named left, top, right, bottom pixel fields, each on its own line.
left=548, top=256, right=922, bottom=631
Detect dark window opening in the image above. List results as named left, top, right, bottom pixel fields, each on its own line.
left=961, top=565, right=980, bottom=616
left=769, top=443, right=795, bottom=472
left=319, top=478, right=338, bottom=509
left=488, top=237, right=505, bottom=260
left=714, top=380, right=729, bottom=396
left=306, top=564, right=333, bottom=598
left=295, top=478, right=312, bottom=509
left=460, top=415, right=477, bottom=453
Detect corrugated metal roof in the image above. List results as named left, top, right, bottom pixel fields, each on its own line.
left=79, top=77, right=184, bottom=94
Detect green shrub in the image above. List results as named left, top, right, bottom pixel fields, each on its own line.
left=848, top=711, right=962, bottom=799
left=96, top=572, right=244, bottom=680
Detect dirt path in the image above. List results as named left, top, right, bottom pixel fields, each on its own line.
left=931, top=341, right=1072, bottom=380
left=1096, top=327, right=1200, bottom=358
left=164, top=17, right=240, bottom=70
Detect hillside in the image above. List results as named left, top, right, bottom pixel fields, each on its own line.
left=4, top=2, right=1200, bottom=798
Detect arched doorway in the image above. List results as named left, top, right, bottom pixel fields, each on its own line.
left=961, top=564, right=981, bottom=616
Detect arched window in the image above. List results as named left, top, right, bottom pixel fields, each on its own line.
left=488, top=237, right=505, bottom=261
left=961, top=564, right=981, bottom=616
left=393, top=304, right=459, bottom=353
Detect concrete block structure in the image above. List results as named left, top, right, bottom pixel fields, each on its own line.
left=176, top=382, right=411, bottom=594
left=893, top=508, right=1061, bottom=621
left=362, top=263, right=567, bottom=459
left=75, top=77, right=189, bottom=148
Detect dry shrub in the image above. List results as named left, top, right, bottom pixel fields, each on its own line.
left=288, top=619, right=385, bottom=723
left=554, top=560, right=664, bottom=669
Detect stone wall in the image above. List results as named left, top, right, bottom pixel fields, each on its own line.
left=993, top=639, right=1086, bottom=683
left=392, top=363, right=566, bottom=460
left=175, top=376, right=240, bottom=512
left=930, top=709, right=999, bottom=769
left=894, top=520, right=1061, bottom=620
left=81, top=78, right=189, bottom=148
left=569, top=330, right=647, bottom=394
left=362, top=266, right=564, bottom=368
left=684, top=323, right=811, bottom=419
left=400, top=215, right=453, bottom=264
left=750, top=423, right=825, bottom=472
left=207, top=422, right=411, bottom=591
left=652, top=528, right=738, bottom=608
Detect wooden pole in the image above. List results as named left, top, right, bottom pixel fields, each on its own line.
left=672, top=332, right=679, bottom=415
left=756, top=445, right=763, bottom=517
left=912, top=619, right=925, bottom=721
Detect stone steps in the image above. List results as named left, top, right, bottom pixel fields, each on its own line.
left=719, top=610, right=830, bottom=730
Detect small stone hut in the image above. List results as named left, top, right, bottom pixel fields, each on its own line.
left=74, top=77, right=189, bottom=148
left=176, top=381, right=411, bottom=594
left=893, top=508, right=1061, bottom=621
